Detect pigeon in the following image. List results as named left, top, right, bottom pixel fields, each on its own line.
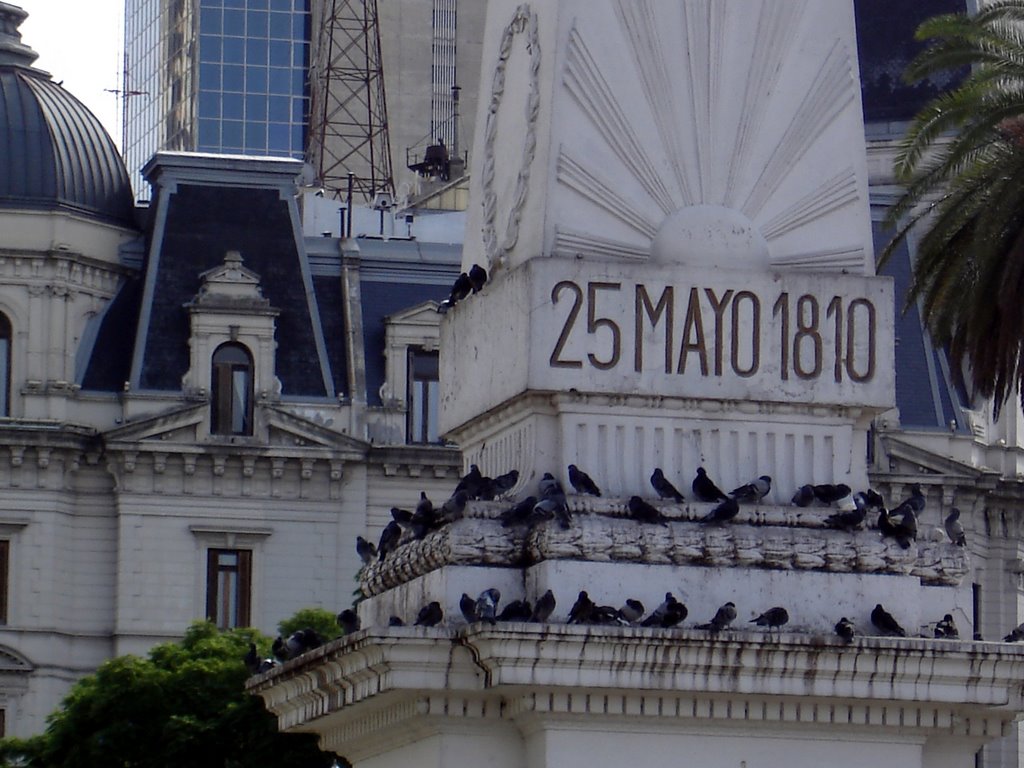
left=539, top=472, right=567, bottom=503
left=492, top=469, right=520, bottom=496
left=535, top=497, right=572, bottom=529
left=414, top=601, right=444, bottom=627
left=791, top=484, right=815, bottom=507
left=567, top=591, right=595, bottom=624
left=390, top=506, right=413, bottom=525
left=411, top=492, right=438, bottom=538
left=651, top=468, right=684, bottom=502
left=618, top=599, right=646, bottom=624
left=281, top=628, right=324, bottom=660
left=628, top=495, right=668, bottom=525
left=256, top=658, right=278, bottom=674
left=730, top=475, right=772, bottom=503
left=692, top=467, right=728, bottom=502
left=935, top=613, right=959, bottom=639
left=640, top=593, right=687, bottom=628
left=859, top=489, right=886, bottom=511
left=590, top=605, right=627, bottom=625
left=475, top=588, right=501, bottom=625
left=498, top=599, right=533, bottom=621
left=459, top=593, right=478, bottom=624
left=812, top=483, right=852, bottom=505
left=438, top=491, right=469, bottom=524
left=834, top=617, right=856, bottom=643
left=388, top=615, right=405, bottom=627
left=698, top=602, right=737, bottom=632
left=880, top=506, right=917, bottom=549
left=437, top=272, right=473, bottom=313
left=823, top=506, right=866, bottom=532
left=271, top=636, right=287, bottom=661
left=1004, top=623, right=1024, bottom=642
left=530, top=589, right=556, bottom=623
left=568, top=464, right=602, bottom=496
left=377, top=520, right=402, bottom=561
left=699, top=496, right=739, bottom=525
left=870, top=604, right=906, bottom=637
left=337, top=609, right=360, bottom=635
left=945, top=508, right=966, bottom=546
left=468, top=263, right=488, bottom=293
left=455, top=464, right=486, bottom=499
left=356, top=535, right=377, bottom=565
left=500, top=496, right=539, bottom=527
left=750, top=606, right=789, bottom=630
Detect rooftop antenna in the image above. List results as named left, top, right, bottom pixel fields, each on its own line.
left=105, top=51, right=147, bottom=151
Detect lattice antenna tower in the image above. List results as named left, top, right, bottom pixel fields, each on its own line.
left=308, top=0, right=395, bottom=202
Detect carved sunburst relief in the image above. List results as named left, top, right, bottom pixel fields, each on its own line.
left=551, top=0, right=870, bottom=273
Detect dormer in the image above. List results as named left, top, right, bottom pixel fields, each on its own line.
left=182, top=251, right=280, bottom=440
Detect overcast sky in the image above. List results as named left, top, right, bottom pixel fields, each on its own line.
left=16, top=0, right=124, bottom=149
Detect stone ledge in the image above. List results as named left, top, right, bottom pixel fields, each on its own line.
left=249, top=625, right=1024, bottom=759
left=358, top=501, right=969, bottom=595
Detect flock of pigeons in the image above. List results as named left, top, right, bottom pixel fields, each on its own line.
left=242, top=465, right=994, bottom=677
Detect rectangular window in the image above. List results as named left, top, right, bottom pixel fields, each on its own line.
left=407, top=349, right=440, bottom=444
left=206, top=548, right=251, bottom=629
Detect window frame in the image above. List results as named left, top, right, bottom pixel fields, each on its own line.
left=205, top=547, right=252, bottom=629
left=211, top=342, right=254, bottom=436
left=407, top=347, right=440, bottom=444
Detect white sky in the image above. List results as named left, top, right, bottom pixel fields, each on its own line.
left=16, top=0, right=125, bottom=149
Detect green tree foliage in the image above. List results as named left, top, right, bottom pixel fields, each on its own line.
left=278, top=607, right=340, bottom=642
left=884, top=0, right=1024, bottom=414
left=0, top=621, right=337, bottom=768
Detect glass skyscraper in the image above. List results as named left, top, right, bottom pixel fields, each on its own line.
left=124, top=0, right=311, bottom=199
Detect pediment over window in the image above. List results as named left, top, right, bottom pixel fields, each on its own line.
left=103, top=403, right=207, bottom=445
left=192, top=250, right=271, bottom=308
left=0, top=645, right=33, bottom=674
left=385, top=300, right=442, bottom=328
left=265, top=406, right=368, bottom=456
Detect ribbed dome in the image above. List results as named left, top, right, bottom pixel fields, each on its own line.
left=0, top=3, right=134, bottom=226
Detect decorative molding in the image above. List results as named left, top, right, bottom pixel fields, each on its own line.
left=556, top=150, right=659, bottom=239
left=357, top=501, right=968, bottom=596
left=761, top=169, right=860, bottom=241
left=551, top=227, right=647, bottom=261
left=480, top=4, right=542, bottom=272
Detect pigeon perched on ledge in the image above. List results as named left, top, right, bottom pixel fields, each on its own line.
left=730, top=475, right=772, bottom=503
left=692, top=467, right=728, bottom=502
left=568, top=464, right=602, bottom=496
left=699, top=496, right=739, bottom=525
left=337, top=609, right=360, bottom=635
left=870, top=603, right=906, bottom=637
left=415, top=601, right=444, bottom=627
left=530, top=589, right=556, bottom=623
left=698, top=602, right=737, bottom=632
left=750, top=606, right=789, bottom=630
left=934, top=613, right=959, bottom=639
left=791, top=484, right=814, bottom=507
left=641, top=593, right=687, bottom=628
left=651, top=468, right=684, bottom=502
left=834, top=617, right=856, bottom=643
left=628, top=495, right=668, bottom=525
left=944, top=508, right=966, bottom=546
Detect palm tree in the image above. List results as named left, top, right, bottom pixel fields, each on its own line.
left=883, top=0, right=1024, bottom=415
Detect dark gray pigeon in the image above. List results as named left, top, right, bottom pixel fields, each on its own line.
left=567, top=591, right=595, bottom=624
left=628, top=495, right=667, bottom=525
left=835, top=617, right=856, bottom=643
left=415, top=601, right=444, bottom=627
left=640, top=592, right=687, bottom=628
left=692, top=467, right=728, bottom=502
left=356, top=535, right=376, bottom=565
left=492, top=469, right=520, bottom=496
left=539, top=472, right=567, bottom=503
left=244, top=642, right=260, bottom=674
left=455, top=464, right=485, bottom=499
left=823, top=506, right=866, bottom=532
left=498, top=599, right=532, bottom=621
left=699, top=496, right=739, bottom=525
left=870, top=603, right=906, bottom=636
left=475, top=588, right=501, bottom=625
left=377, top=520, right=402, bottom=561
left=437, top=272, right=472, bottom=313
left=812, top=483, right=852, bottom=505
left=439, top=491, right=469, bottom=524
left=530, top=589, right=556, bottom=622
left=468, top=263, right=488, bottom=293
left=750, top=606, right=789, bottom=629
left=698, top=602, right=737, bottom=632
left=535, top=497, right=571, bottom=529
left=388, top=615, right=405, bottom=627
left=934, top=613, right=959, bottom=639
left=390, top=506, right=413, bottom=525
left=651, top=468, right=684, bottom=502
left=1004, top=623, right=1024, bottom=642
left=945, top=508, right=966, bottom=546
left=730, top=475, right=772, bottom=503
left=336, top=609, right=360, bottom=635
left=568, top=464, right=602, bottom=496
left=459, top=593, right=477, bottom=624
left=791, top=484, right=815, bottom=507
left=500, top=496, right=538, bottom=527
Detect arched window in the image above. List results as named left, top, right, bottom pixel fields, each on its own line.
left=211, top=343, right=253, bottom=436
left=0, top=314, right=11, bottom=417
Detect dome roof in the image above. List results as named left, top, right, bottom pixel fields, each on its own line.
left=0, top=3, right=134, bottom=226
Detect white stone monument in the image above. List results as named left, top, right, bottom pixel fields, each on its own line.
left=442, top=0, right=892, bottom=497
left=251, top=4, right=1024, bottom=767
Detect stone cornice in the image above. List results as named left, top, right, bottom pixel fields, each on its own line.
left=249, top=625, right=1024, bottom=760
left=358, top=500, right=968, bottom=596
